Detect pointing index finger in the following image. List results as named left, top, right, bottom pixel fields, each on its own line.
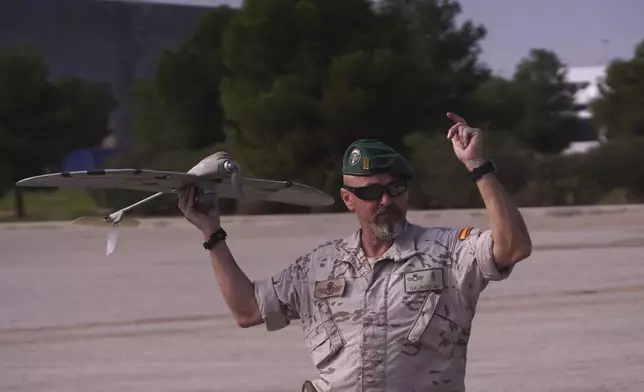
left=447, top=112, right=468, bottom=126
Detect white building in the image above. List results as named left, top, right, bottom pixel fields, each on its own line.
left=567, top=65, right=607, bottom=119
left=561, top=65, right=607, bottom=155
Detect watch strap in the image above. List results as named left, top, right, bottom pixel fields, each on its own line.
left=469, top=160, right=496, bottom=181
left=203, top=228, right=227, bottom=250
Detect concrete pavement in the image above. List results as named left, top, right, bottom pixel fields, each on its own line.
left=2, top=206, right=644, bottom=391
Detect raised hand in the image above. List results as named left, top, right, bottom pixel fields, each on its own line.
left=177, top=185, right=221, bottom=238
left=446, top=112, right=486, bottom=169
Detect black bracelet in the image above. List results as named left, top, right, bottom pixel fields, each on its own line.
left=469, top=160, right=497, bottom=181
left=203, top=228, right=227, bottom=250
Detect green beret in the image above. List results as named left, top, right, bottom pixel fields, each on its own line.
left=342, top=139, right=414, bottom=179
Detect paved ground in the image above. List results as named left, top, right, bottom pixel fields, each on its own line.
left=2, top=205, right=644, bottom=392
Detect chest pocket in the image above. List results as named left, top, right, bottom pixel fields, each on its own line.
left=304, top=279, right=346, bottom=368
left=405, top=291, right=465, bottom=358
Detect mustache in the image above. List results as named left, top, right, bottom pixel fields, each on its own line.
left=373, top=205, right=403, bottom=218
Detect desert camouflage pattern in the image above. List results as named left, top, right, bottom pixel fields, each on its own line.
left=253, top=220, right=512, bottom=392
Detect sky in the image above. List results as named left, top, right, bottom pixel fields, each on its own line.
left=454, top=0, right=644, bottom=75
left=125, top=0, right=644, bottom=76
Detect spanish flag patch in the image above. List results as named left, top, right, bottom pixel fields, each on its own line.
left=458, top=227, right=472, bottom=240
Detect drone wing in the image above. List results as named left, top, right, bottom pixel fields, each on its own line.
left=15, top=169, right=212, bottom=193
left=229, top=178, right=335, bottom=207
left=16, top=169, right=335, bottom=207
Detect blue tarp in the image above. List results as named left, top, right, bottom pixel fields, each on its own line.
left=62, top=148, right=118, bottom=172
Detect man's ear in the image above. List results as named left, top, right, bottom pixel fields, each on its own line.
left=340, top=188, right=354, bottom=211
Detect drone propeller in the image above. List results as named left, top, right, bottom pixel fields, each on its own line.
left=70, top=194, right=156, bottom=255
left=106, top=225, right=119, bottom=256
left=70, top=215, right=123, bottom=256
left=224, top=158, right=243, bottom=199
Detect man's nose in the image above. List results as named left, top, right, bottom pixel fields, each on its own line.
left=380, top=191, right=393, bottom=205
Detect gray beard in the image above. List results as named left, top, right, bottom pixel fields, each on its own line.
left=371, top=218, right=405, bottom=241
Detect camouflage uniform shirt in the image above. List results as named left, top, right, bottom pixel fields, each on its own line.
left=253, top=220, right=513, bottom=391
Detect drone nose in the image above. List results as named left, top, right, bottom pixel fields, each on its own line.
left=223, top=160, right=240, bottom=176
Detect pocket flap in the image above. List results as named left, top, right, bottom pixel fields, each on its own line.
left=304, top=320, right=345, bottom=368
left=407, top=291, right=440, bottom=343
left=305, top=323, right=329, bottom=351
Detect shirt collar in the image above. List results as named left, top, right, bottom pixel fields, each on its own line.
left=338, top=219, right=419, bottom=265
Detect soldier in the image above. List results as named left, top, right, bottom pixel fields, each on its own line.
left=178, top=112, right=533, bottom=392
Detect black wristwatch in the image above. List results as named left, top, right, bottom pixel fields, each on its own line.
left=203, top=228, right=227, bottom=250
left=469, top=160, right=496, bottom=181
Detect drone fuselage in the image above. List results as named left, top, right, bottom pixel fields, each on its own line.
left=187, top=151, right=239, bottom=179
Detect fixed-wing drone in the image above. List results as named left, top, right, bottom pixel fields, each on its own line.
left=15, top=151, right=335, bottom=255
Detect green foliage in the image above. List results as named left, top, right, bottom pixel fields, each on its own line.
left=128, top=79, right=192, bottom=158
left=0, top=188, right=98, bottom=222
left=100, top=6, right=241, bottom=216
left=124, top=6, right=239, bottom=161
left=116, top=1, right=644, bottom=214
left=4, top=2, right=644, bottom=220
left=378, top=0, right=490, bottom=116
left=0, top=44, right=115, bottom=197
left=404, top=132, right=478, bottom=209
left=583, top=135, right=644, bottom=200
left=467, top=75, right=522, bottom=132
left=510, top=48, right=583, bottom=154
left=213, top=0, right=491, bottom=212
left=404, top=130, right=534, bottom=209
left=515, top=154, right=597, bottom=206
left=153, top=6, right=238, bottom=149
left=590, top=39, right=644, bottom=138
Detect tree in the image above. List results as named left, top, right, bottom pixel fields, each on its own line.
left=590, top=39, right=644, bottom=138
left=98, top=7, right=241, bottom=216
left=124, top=6, right=238, bottom=161
left=106, top=0, right=491, bottom=213
left=214, top=0, right=490, bottom=210
left=466, top=74, right=523, bottom=134
left=125, top=78, right=192, bottom=162
left=213, top=0, right=414, bottom=211
left=0, top=45, right=115, bottom=198
left=377, top=0, right=490, bottom=123
left=153, top=6, right=238, bottom=150
left=115, top=6, right=238, bottom=173
left=51, top=76, right=117, bottom=159
left=510, top=48, right=582, bottom=154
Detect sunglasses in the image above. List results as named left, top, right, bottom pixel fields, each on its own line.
left=342, top=179, right=408, bottom=201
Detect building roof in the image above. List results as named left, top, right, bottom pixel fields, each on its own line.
left=568, top=65, right=606, bottom=106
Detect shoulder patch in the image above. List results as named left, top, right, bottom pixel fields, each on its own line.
left=457, top=227, right=472, bottom=240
